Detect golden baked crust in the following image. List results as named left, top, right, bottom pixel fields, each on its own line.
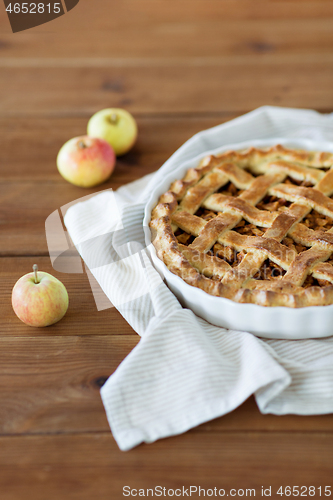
left=150, top=145, right=333, bottom=307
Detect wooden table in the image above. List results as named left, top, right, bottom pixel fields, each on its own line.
left=1, top=2, right=333, bottom=498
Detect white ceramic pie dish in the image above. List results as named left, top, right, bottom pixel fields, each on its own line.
left=143, top=137, right=333, bottom=339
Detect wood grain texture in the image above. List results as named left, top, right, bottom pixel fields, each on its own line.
left=0, top=334, right=138, bottom=434
left=1, top=341, right=333, bottom=436
left=2, top=17, right=333, bottom=59
left=1, top=58, right=333, bottom=116
left=1, top=0, right=333, bottom=496
left=0, top=115, right=235, bottom=180
left=0, top=182, right=100, bottom=255
left=0, top=115, right=234, bottom=255
left=1, top=257, right=333, bottom=436
left=0, top=432, right=332, bottom=500
left=2, top=0, right=333, bottom=47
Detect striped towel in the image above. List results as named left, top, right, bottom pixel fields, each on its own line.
left=64, top=106, right=333, bottom=451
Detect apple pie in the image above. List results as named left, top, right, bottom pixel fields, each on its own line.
left=150, top=145, right=333, bottom=307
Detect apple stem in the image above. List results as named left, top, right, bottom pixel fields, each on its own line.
left=110, top=113, right=118, bottom=125
left=33, top=264, right=39, bottom=284
left=78, top=140, right=87, bottom=149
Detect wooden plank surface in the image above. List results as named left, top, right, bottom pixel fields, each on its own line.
left=0, top=432, right=332, bottom=500
left=1, top=332, right=333, bottom=434
left=0, top=115, right=234, bottom=255
left=4, top=111, right=333, bottom=255
left=2, top=252, right=333, bottom=434
left=1, top=0, right=333, bottom=498
left=1, top=58, right=333, bottom=116
left=0, top=115, right=235, bottom=181
left=2, top=1, right=333, bottom=55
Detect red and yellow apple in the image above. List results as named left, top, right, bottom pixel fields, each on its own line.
left=12, top=265, right=69, bottom=327
left=87, top=108, right=137, bottom=156
left=57, top=136, right=115, bottom=188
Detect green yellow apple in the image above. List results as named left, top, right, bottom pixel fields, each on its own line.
left=12, top=265, right=69, bottom=327
left=87, top=108, right=137, bottom=156
left=57, top=136, right=115, bottom=188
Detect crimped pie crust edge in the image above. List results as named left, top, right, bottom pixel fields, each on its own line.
left=149, top=145, right=333, bottom=308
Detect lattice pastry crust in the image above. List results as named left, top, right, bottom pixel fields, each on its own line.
left=150, top=145, right=333, bottom=307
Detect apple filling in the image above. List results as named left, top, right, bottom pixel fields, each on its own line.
left=175, top=178, right=333, bottom=288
